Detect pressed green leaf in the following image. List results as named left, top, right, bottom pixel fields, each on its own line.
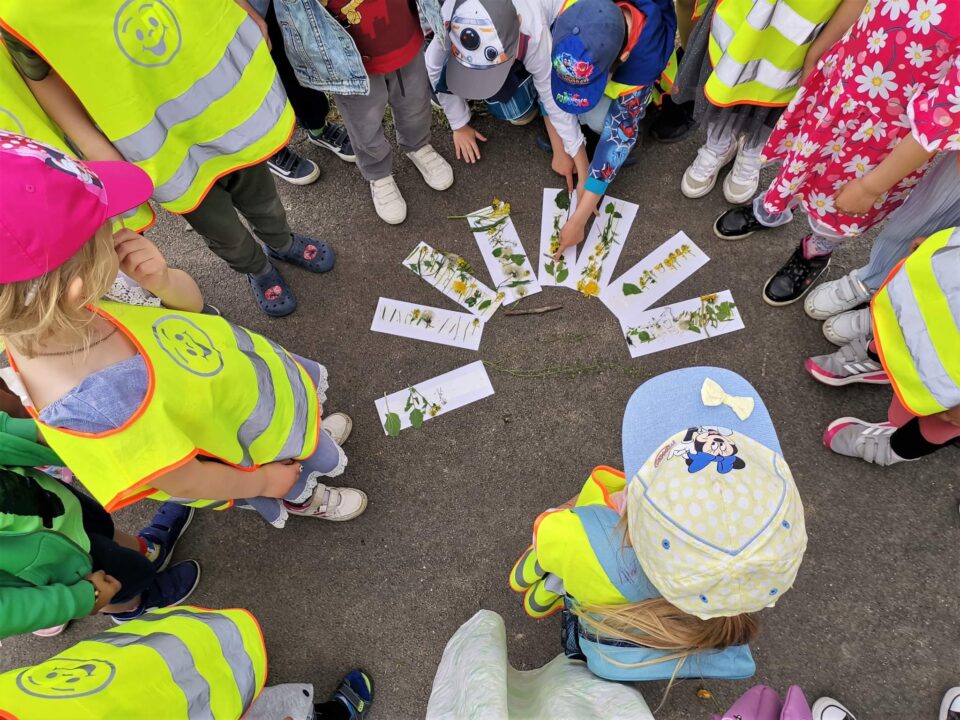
left=478, top=299, right=492, bottom=310
left=509, top=254, right=526, bottom=265
left=556, top=268, right=569, bottom=282
left=409, top=408, right=425, bottom=429
left=506, top=280, right=532, bottom=288
left=638, top=331, right=652, bottom=343
left=556, top=189, right=570, bottom=210
left=544, top=261, right=555, bottom=275
left=688, top=324, right=701, bottom=333
left=492, top=247, right=503, bottom=257
left=384, top=413, right=401, bottom=437
left=622, top=283, right=642, bottom=296
left=605, top=202, right=615, bottom=214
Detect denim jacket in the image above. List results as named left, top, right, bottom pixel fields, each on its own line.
left=252, top=0, right=445, bottom=95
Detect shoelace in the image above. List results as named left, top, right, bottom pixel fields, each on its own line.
left=728, top=149, right=762, bottom=184
left=271, top=147, right=298, bottom=173
left=689, top=145, right=726, bottom=179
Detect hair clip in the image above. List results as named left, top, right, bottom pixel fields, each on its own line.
left=23, top=279, right=40, bottom=307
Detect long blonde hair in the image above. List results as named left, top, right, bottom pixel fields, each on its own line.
left=0, top=223, right=117, bottom=357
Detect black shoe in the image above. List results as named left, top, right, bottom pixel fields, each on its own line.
left=267, top=147, right=320, bottom=185
left=714, top=205, right=767, bottom=240
left=649, top=95, right=697, bottom=144
left=762, top=240, right=831, bottom=306
left=306, top=122, right=356, bottom=163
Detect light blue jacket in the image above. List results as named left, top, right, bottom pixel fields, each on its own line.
left=251, top=0, right=445, bottom=95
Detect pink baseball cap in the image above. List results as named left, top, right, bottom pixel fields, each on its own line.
left=0, top=132, right=154, bottom=283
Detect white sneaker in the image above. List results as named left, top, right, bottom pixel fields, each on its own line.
left=812, top=697, right=857, bottom=720
left=941, top=687, right=960, bottom=720
left=370, top=176, right=407, bottom=225
left=823, top=307, right=872, bottom=346
left=723, top=138, right=763, bottom=204
left=681, top=141, right=738, bottom=198
left=406, top=144, right=454, bottom=191
left=804, top=269, right=872, bottom=319
left=323, top=412, right=353, bottom=446
left=286, top=484, right=368, bottom=521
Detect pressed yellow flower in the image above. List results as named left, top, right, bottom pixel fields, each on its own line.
left=452, top=280, right=468, bottom=295
left=495, top=291, right=506, bottom=301
left=411, top=309, right=421, bottom=319
left=701, top=293, right=719, bottom=303
left=580, top=279, right=600, bottom=297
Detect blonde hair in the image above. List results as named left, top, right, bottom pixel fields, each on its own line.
left=0, top=224, right=116, bottom=357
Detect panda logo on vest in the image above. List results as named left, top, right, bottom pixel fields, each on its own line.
left=16, top=658, right=116, bottom=699
left=114, top=0, right=182, bottom=67
left=153, top=316, right=225, bottom=377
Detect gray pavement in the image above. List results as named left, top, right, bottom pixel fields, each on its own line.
left=2, top=117, right=957, bottom=720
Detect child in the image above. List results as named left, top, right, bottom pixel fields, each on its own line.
left=318, top=0, right=455, bottom=224
left=809, top=227, right=960, bottom=466
left=0, top=0, right=334, bottom=317
left=0, top=606, right=375, bottom=720
left=714, top=0, right=960, bottom=306
left=805, top=150, right=960, bottom=347
left=673, top=0, right=841, bottom=204
left=549, top=0, right=678, bottom=258
left=510, top=367, right=807, bottom=682
left=424, top=0, right=590, bottom=192
left=0, top=134, right=366, bottom=529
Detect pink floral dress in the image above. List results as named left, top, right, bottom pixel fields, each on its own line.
left=760, top=0, right=960, bottom=236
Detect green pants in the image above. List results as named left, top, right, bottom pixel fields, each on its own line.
left=182, top=163, right=292, bottom=275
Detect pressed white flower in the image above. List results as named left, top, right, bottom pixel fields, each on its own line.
left=855, top=61, right=898, bottom=100
left=907, top=0, right=945, bottom=34
left=904, top=41, right=932, bottom=68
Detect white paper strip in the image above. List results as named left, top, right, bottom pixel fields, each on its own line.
left=466, top=207, right=542, bottom=305
left=619, top=291, right=744, bottom=358
left=571, top=196, right=638, bottom=297
left=371, top=298, right=484, bottom=351
left=538, top=188, right=579, bottom=288
left=403, top=242, right=503, bottom=320
left=375, top=361, right=495, bottom=435
left=600, top=232, right=709, bottom=319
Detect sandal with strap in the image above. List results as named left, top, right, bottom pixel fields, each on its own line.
left=330, top=669, right=374, bottom=720
left=266, top=234, right=335, bottom=273
left=247, top=263, right=297, bottom=317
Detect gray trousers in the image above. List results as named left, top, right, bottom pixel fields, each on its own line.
left=333, top=50, right=433, bottom=181
left=182, top=162, right=292, bottom=275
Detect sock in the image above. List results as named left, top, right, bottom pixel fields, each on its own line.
left=310, top=121, right=329, bottom=136
left=802, top=234, right=834, bottom=259
left=889, top=418, right=944, bottom=460
left=138, top=537, right=161, bottom=563
left=313, top=700, right=350, bottom=720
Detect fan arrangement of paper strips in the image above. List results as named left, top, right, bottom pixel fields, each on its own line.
left=371, top=191, right=745, bottom=434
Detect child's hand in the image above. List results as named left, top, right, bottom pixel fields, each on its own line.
left=453, top=126, right=487, bottom=164
left=909, top=235, right=928, bottom=253
left=86, top=570, right=121, bottom=613
left=551, top=150, right=576, bottom=194
left=554, top=215, right=586, bottom=261
left=114, top=229, right=171, bottom=295
left=835, top=178, right=880, bottom=217
left=260, top=460, right=303, bottom=498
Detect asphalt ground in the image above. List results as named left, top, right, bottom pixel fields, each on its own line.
left=1, top=113, right=957, bottom=720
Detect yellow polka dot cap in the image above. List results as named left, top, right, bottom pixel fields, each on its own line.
left=622, top=367, right=807, bottom=620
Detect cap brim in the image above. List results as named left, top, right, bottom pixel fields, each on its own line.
left=446, top=58, right=515, bottom=101
left=622, top=367, right=782, bottom=483
left=551, top=72, right=607, bottom=115
left=84, top=160, right=154, bottom=219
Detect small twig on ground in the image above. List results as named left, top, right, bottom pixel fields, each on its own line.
left=504, top=304, right=563, bottom=317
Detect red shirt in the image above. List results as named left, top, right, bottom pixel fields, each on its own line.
left=326, top=0, right=424, bottom=75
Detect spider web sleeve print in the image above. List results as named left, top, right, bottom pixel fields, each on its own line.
left=584, top=87, right=653, bottom=195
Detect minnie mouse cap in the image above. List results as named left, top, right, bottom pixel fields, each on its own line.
left=0, top=132, right=154, bottom=283
left=621, top=367, right=806, bottom=619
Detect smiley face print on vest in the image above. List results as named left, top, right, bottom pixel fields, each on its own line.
left=153, top=316, right=224, bottom=377
left=16, top=658, right=116, bottom=699
left=114, top=0, right=182, bottom=67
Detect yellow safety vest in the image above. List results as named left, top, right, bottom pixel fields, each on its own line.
left=0, top=607, right=267, bottom=720
left=0, top=42, right=155, bottom=232
left=705, top=0, right=841, bottom=107
left=691, top=0, right=711, bottom=21
left=0, top=0, right=294, bottom=214
left=872, top=227, right=960, bottom=417
left=10, top=301, right=320, bottom=512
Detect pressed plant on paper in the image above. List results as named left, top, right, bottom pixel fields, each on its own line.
left=380, top=304, right=482, bottom=345
left=542, top=189, right=571, bottom=284
left=405, top=244, right=504, bottom=314
left=382, top=386, right=448, bottom=437
left=576, top=201, right=623, bottom=297
left=468, top=199, right=537, bottom=299
left=626, top=294, right=738, bottom=346
left=621, top=242, right=697, bottom=297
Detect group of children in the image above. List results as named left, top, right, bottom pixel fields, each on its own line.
left=0, top=0, right=958, bottom=717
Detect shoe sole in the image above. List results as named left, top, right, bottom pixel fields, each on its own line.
left=306, top=136, right=357, bottom=163
left=761, top=259, right=830, bottom=307
left=804, top=358, right=889, bottom=387
left=156, top=507, right=195, bottom=572
left=268, top=165, right=321, bottom=186
left=681, top=174, right=718, bottom=199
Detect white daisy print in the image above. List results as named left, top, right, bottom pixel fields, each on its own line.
left=822, top=138, right=846, bottom=162
left=948, top=90, right=960, bottom=114
left=841, top=55, right=857, bottom=78
left=843, top=154, right=874, bottom=177
left=839, top=223, right=865, bottom=235
left=807, top=192, right=836, bottom=216
left=857, top=0, right=877, bottom=30
left=777, top=133, right=799, bottom=154
left=812, top=162, right=828, bottom=174
left=852, top=119, right=889, bottom=142
left=904, top=41, right=932, bottom=68
left=856, top=61, right=898, bottom=100
left=907, top=0, right=946, bottom=34
left=881, top=0, right=909, bottom=20
left=933, top=58, right=953, bottom=82
left=866, top=29, right=888, bottom=53
left=814, top=105, right=831, bottom=123
left=788, top=160, right=809, bottom=174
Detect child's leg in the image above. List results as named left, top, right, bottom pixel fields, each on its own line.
left=386, top=50, right=433, bottom=155
left=888, top=394, right=960, bottom=459
left=283, top=429, right=348, bottom=505
left=333, top=78, right=392, bottom=181
left=221, top=163, right=294, bottom=256
left=752, top=188, right=795, bottom=228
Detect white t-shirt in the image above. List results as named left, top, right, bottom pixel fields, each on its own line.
left=425, top=0, right=585, bottom=157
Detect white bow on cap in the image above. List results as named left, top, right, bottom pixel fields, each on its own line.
left=701, top=378, right=755, bottom=421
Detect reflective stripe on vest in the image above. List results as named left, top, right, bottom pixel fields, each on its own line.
left=872, top=227, right=960, bottom=416
left=0, top=44, right=155, bottom=232
left=0, top=607, right=266, bottom=720
left=0, top=0, right=295, bottom=214
left=19, top=301, right=320, bottom=511
left=705, top=0, right=840, bottom=107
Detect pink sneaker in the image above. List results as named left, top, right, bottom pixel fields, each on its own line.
left=824, top=417, right=904, bottom=466
left=805, top=337, right=889, bottom=387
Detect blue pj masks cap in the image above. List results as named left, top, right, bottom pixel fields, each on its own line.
left=550, top=0, right=626, bottom=114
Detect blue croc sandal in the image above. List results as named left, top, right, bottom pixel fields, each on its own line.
left=247, top=263, right=298, bottom=317
left=330, top=669, right=373, bottom=720
left=266, top=233, right=335, bottom=273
